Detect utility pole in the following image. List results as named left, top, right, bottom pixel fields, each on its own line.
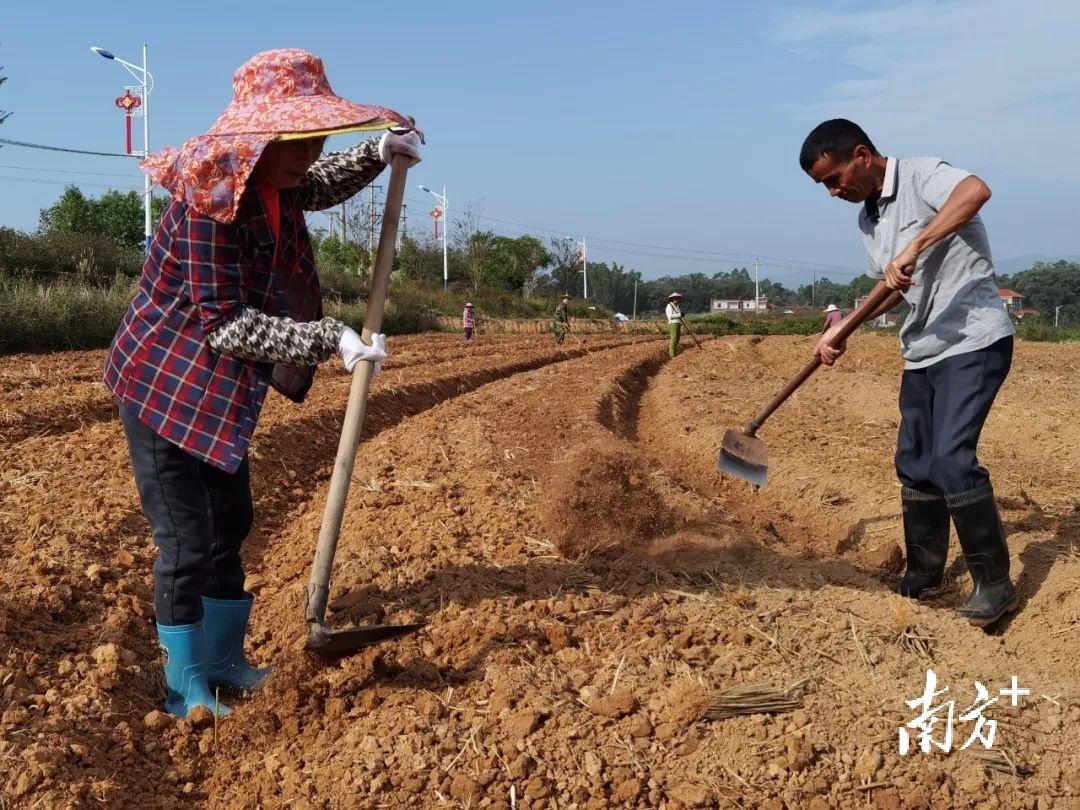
left=1056, top=305, right=1062, bottom=327
left=340, top=203, right=347, bottom=247
left=632, top=279, right=638, bottom=320
left=582, top=236, right=588, bottom=299
left=812, top=269, right=816, bottom=308
left=754, top=257, right=760, bottom=312
left=400, top=203, right=408, bottom=245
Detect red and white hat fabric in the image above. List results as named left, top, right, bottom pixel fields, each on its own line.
left=142, top=49, right=412, bottom=223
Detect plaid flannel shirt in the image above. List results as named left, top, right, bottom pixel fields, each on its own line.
left=105, top=138, right=384, bottom=472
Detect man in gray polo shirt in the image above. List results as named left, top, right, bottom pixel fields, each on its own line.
left=800, top=119, right=1017, bottom=627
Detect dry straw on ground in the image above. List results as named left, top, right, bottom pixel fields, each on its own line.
left=705, top=681, right=805, bottom=720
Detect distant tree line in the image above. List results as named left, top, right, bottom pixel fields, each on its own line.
left=10, top=185, right=1080, bottom=324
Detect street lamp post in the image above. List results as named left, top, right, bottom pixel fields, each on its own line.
left=562, top=236, right=587, bottom=299
left=419, top=185, right=448, bottom=292
left=92, top=44, right=154, bottom=252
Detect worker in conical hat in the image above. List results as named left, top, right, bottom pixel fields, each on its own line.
left=665, top=292, right=684, bottom=357
left=104, top=48, right=422, bottom=719
left=822, top=303, right=845, bottom=332
left=463, top=302, right=476, bottom=342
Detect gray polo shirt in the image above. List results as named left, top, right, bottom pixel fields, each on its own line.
left=860, top=156, right=1013, bottom=369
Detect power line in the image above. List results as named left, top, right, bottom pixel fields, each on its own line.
left=0, top=163, right=142, bottom=179
left=0, top=136, right=136, bottom=159
left=0, top=174, right=142, bottom=191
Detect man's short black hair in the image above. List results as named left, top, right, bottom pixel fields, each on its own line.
left=799, top=119, right=879, bottom=172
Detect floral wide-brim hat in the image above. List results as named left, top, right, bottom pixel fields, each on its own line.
left=142, top=49, right=412, bottom=223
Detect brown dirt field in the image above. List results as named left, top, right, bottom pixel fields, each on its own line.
left=2, top=331, right=1079, bottom=808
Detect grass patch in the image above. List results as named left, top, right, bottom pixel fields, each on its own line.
left=684, top=313, right=827, bottom=336
left=1014, top=320, right=1080, bottom=342
left=0, top=275, right=136, bottom=353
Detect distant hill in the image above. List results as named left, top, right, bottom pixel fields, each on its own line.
left=995, top=255, right=1080, bottom=277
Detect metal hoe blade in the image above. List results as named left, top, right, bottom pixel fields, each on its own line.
left=717, top=428, right=768, bottom=488
left=306, top=621, right=424, bottom=655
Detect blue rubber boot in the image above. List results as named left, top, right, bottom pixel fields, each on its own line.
left=157, top=622, right=231, bottom=718
left=202, top=595, right=269, bottom=691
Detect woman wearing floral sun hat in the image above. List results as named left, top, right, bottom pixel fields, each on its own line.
left=103, top=48, right=422, bottom=719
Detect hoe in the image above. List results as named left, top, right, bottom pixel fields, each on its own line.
left=717, top=281, right=902, bottom=488
left=305, top=151, right=424, bottom=653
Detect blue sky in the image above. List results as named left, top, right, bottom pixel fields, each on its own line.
left=2, top=0, right=1077, bottom=285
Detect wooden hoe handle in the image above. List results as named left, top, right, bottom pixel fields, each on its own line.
left=306, top=152, right=409, bottom=626
left=745, top=281, right=902, bottom=435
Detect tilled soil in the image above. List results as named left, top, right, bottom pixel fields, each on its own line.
left=2, top=332, right=1079, bottom=809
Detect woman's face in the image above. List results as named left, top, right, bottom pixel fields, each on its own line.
left=254, top=136, right=326, bottom=188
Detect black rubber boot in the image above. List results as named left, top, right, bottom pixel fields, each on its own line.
left=895, top=488, right=950, bottom=598
left=947, top=486, right=1019, bottom=627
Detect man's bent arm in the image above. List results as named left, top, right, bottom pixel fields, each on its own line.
left=910, top=175, right=991, bottom=255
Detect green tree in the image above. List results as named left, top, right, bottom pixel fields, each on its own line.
left=39, top=186, right=166, bottom=251
left=487, top=235, right=551, bottom=292
left=586, top=261, right=641, bottom=313
left=394, top=235, right=444, bottom=283
left=1008, top=260, right=1080, bottom=323
left=462, top=230, right=495, bottom=291
left=315, top=232, right=363, bottom=273
left=546, top=237, right=582, bottom=297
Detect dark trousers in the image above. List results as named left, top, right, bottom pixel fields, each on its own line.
left=895, top=337, right=1012, bottom=495
left=119, top=404, right=254, bottom=625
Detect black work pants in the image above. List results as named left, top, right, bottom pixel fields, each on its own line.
left=119, top=404, right=253, bottom=625
left=895, top=337, right=1012, bottom=496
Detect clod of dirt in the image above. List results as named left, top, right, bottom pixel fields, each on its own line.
left=668, top=780, right=711, bottom=807
left=615, top=777, right=642, bottom=802
left=186, top=706, right=215, bottom=729
left=143, top=710, right=170, bottom=730
left=449, top=773, right=479, bottom=803
left=542, top=621, right=573, bottom=650
left=855, top=749, right=882, bottom=779
left=785, top=737, right=814, bottom=771
left=864, top=541, right=904, bottom=574
left=505, top=708, right=547, bottom=739
left=587, top=689, right=638, bottom=719
left=629, top=714, right=653, bottom=738
left=91, top=643, right=121, bottom=669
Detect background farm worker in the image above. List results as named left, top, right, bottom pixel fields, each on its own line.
left=666, top=292, right=684, bottom=357
left=802, top=118, right=1016, bottom=627
left=553, top=294, right=571, bottom=345
left=463, top=302, right=475, bottom=342
left=822, top=303, right=845, bottom=332
left=103, top=49, right=422, bottom=718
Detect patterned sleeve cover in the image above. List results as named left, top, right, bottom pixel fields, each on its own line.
left=298, top=136, right=386, bottom=211
left=207, top=309, right=345, bottom=366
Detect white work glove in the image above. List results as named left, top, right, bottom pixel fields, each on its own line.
left=338, top=328, right=388, bottom=374
left=378, top=129, right=422, bottom=168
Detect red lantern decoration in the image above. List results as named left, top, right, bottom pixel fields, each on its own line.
left=114, top=90, right=142, bottom=155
